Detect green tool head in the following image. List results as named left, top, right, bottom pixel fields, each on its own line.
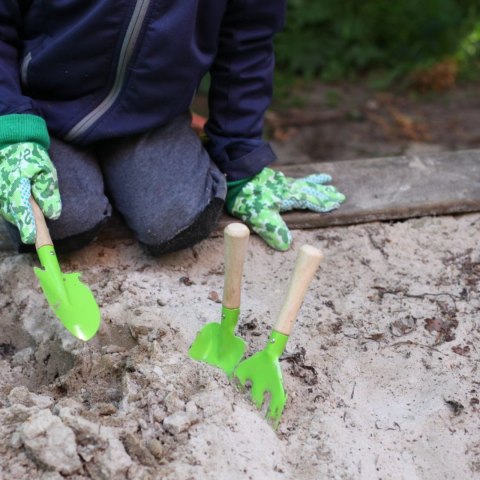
left=233, top=331, right=289, bottom=426
left=35, top=246, right=101, bottom=341
left=189, top=306, right=246, bottom=377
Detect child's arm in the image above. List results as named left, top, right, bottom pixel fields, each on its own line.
left=204, top=0, right=286, bottom=182
left=0, top=4, right=61, bottom=244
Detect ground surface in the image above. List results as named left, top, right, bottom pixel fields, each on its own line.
left=1, top=81, right=479, bottom=479
left=0, top=214, right=479, bottom=480
left=267, top=80, right=480, bottom=165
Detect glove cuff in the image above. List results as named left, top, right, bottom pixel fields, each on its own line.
left=226, top=177, right=252, bottom=214
left=0, top=114, right=50, bottom=151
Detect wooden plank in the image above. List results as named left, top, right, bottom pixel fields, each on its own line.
left=219, top=149, right=480, bottom=230
left=1, top=149, right=479, bottom=251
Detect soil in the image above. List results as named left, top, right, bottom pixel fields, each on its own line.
left=266, top=80, right=480, bottom=165
left=1, top=81, right=479, bottom=479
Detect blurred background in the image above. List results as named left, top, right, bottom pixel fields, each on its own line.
left=197, top=0, right=480, bottom=165
left=270, top=0, right=480, bottom=164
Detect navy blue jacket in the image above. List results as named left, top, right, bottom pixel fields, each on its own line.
left=0, top=0, right=285, bottom=180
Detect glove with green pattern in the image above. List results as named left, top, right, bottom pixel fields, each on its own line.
left=227, top=168, right=345, bottom=251
left=0, top=142, right=62, bottom=244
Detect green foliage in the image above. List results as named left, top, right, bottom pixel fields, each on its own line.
left=456, top=18, right=480, bottom=79
left=275, top=0, right=480, bottom=82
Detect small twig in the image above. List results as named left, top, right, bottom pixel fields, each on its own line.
left=374, top=420, right=401, bottom=431
left=372, top=287, right=461, bottom=311
left=386, top=340, right=445, bottom=355
left=404, top=291, right=461, bottom=301
left=350, top=381, right=356, bottom=400
left=366, top=228, right=389, bottom=259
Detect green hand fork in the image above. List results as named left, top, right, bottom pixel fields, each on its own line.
left=234, top=244, right=324, bottom=426
left=30, top=197, right=101, bottom=341
left=189, top=223, right=250, bottom=376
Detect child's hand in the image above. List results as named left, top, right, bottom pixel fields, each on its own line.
left=0, top=142, right=61, bottom=243
left=228, top=168, right=345, bottom=251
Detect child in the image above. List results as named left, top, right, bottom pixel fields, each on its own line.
left=0, top=0, right=344, bottom=254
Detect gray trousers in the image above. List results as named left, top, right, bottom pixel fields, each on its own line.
left=8, top=113, right=226, bottom=254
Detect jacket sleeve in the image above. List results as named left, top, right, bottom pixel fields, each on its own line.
left=204, top=0, right=286, bottom=181
left=0, top=0, right=36, bottom=115
left=0, top=1, right=49, bottom=148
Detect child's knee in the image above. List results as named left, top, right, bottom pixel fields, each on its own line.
left=139, top=198, right=224, bottom=255
left=51, top=196, right=111, bottom=238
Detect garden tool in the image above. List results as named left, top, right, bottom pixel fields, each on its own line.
left=30, top=197, right=101, bottom=341
left=189, top=223, right=250, bottom=376
left=234, top=244, right=323, bottom=425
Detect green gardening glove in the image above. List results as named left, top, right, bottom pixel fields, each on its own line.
left=0, top=142, right=62, bottom=244
left=227, top=168, right=345, bottom=251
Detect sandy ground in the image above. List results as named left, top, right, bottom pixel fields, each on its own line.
left=0, top=211, right=479, bottom=480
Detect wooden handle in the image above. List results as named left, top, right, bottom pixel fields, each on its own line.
left=274, top=245, right=324, bottom=336
left=223, top=223, right=250, bottom=309
left=29, top=197, right=53, bottom=250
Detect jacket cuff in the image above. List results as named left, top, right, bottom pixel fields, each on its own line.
left=211, top=143, right=276, bottom=181
left=0, top=114, right=50, bottom=150
left=225, top=176, right=252, bottom=214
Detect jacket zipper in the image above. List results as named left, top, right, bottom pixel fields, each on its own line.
left=21, top=52, right=32, bottom=86
left=65, top=0, right=151, bottom=142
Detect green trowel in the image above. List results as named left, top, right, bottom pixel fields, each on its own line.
left=30, top=197, right=101, bottom=341
left=234, top=245, right=324, bottom=426
left=189, top=223, right=250, bottom=376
